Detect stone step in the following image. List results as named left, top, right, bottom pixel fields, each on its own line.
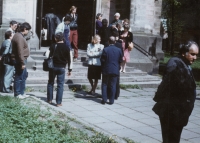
left=28, top=70, right=147, bottom=77
left=31, top=65, right=136, bottom=72
left=25, top=81, right=161, bottom=92
left=31, top=55, right=88, bottom=62
left=34, top=60, right=89, bottom=67
left=26, top=75, right=161, bottom=84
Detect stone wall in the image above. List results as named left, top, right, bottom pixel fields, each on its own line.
left=0, top=0, right=37, bottom=47
left=130, top=0, right=162, bottom=35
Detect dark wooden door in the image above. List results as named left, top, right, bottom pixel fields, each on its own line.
left=36, top=0, right=43, bottom=49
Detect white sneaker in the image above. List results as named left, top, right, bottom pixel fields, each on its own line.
left=23, top=94, right=30, bottom=98
left=17, top=94, right=26, bottom=99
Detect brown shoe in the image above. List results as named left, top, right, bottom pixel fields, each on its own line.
left=56, top=104, right=62, bottom=107
left=47, top=100, right=52, bottom=104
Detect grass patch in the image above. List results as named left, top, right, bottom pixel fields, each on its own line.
left=0, top=95, right=118, bottom=143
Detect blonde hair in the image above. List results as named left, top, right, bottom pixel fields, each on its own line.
left=91, top=35, right=101, bottom=45
left=70, top=6, right=77, bottom=13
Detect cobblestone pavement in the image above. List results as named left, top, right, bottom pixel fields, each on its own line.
left=1, top=88, right=200, bottom=143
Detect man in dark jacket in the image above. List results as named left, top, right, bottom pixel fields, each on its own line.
left=47, top=32, right=72, bottom=107
left=11, top=22, right=31, bottom=99
left=100, top=36, right=123, bottom=105
left=98, top=19, right=111, bottom=47
left=152, top=41, right=199, bottom=143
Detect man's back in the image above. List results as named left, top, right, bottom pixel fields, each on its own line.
left=101, top=45, right=122, bottom=75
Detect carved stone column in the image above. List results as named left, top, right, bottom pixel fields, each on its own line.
left=129, top=0, right=136, bottom=32
left=96, top=0, right=102, bottom=16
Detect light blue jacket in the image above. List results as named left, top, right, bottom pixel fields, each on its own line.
left=87, top=43, right=104, bottom=66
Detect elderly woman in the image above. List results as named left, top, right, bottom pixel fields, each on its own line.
left=87, top=35, right=104, bottom=95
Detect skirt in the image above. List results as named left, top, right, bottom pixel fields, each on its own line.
left=87, top=65, right=101, bottom=79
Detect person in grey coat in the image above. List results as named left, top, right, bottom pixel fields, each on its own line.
left=0, top=31, right=14, bottom=93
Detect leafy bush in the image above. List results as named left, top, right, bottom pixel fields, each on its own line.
left=0, top=96, right=117, bottom=143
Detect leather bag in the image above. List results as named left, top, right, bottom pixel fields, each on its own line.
left=43, top=44, right=57, bottom=71
left=2, top=53, right=12, bottom=65
left=128, top=42, right=134, bottom=51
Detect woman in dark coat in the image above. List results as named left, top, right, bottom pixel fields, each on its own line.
left=152, top=41, right=199, bottom=143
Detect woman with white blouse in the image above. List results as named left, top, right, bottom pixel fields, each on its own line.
left=87, top=35, right=104, bottom=95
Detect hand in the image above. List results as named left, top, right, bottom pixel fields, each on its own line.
left=22, top=65, right=26, bottom=69
left=0, top=56, right=2, bottom=60
left=67, top=72, right=71, bottom=76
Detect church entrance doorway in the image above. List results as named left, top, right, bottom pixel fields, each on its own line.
left=36, top=0, right=96, bottom=49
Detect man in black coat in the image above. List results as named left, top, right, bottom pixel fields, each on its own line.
left=152, top=41, right=199, bottom=143
left=100, top=36, right=123, bottom=105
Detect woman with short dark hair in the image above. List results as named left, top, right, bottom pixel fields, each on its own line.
left=96, top=13, right=103, bottom=34
left=0, top=31, right=14, bottom=93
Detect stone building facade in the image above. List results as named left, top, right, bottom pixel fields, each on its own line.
left=0, top=0, right=164, bottom=73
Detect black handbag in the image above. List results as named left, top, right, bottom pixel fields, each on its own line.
left=43, top=44, right=57, bottom=71
left=2, top=53, right=12, bottom=65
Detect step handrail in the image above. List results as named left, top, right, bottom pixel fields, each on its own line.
left=133, top=42, right=157, bottom=59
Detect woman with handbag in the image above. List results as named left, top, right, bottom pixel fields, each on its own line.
left=47, top=32, right=72, bottom=107
left=119, top=24, right=133, bottom=73
left=87, top=35, right=104, bottom=95
left=0, top=31, right=14, bottom=93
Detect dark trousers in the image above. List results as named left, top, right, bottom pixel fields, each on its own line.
left=159, top=116, right=184, bottom=143
left=70, top=30, right=78, bottom=58
left=47, top=67, right=65, bottom=104
left=102, top=74, right=118, bottom=104
left=14, top=67, right=28, bottom=96
left=115, top=75, right=120, bottom=99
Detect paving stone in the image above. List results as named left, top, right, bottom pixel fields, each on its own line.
left=81, top=116, right=111, bottom=124
left=60, top=105, right=87, bottom=112
left=95, top=122, right=126, bottom=131
left=81, top=104, right=108, bottom=111
left=104, top=103, right=126, bottom=109
left=132, top=126, right=160, bottom=135
left=142, top=88, right=157, bottom=92
left=189, top=119, right=200, bottom=126
left=186, top=128, right=200, bottom=135
left=109, top=107, right=137, bottom=114
left=124, top=112, right=152, bottom=120
left=128, top=135, right=161, bottom=143
left=103, top=115, right=134, bottom=124
left=149, top=133, right=162, bottom=142
left=184, top=122, right=200, bottom=129
left=143, top=111, right=159, bottom=119
left=151, top=125, right=162, bottom=131
left=134, top=106, right=154, bottom=112
left=122, top=120, right=148, bottom=128
left=136, top=91, right=155, bottom=96
left=71, top=110, right=98, bottom=118
left=138, top=118, right=160, bottom=126
left=91, top=109, right=119, bottom=116
left=109, top=128, right=142, bottom=138
left=181, top=130, right=200, bottom=140
left=188, top=137, right=200, bottom=143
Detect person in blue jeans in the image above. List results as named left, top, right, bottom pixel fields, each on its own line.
left=11, top=22, right=31, bottom=99
left=47, top=32, right=72, bottom=107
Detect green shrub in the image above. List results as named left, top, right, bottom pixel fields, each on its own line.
left=0, top=96, right=117, bottom=143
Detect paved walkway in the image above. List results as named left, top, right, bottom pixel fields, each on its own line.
left=1, top=88, right=200, bottom=143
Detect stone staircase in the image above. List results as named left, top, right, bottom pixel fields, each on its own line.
left=26, top=48, right=161, bottom=91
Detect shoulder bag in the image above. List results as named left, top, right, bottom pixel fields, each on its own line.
left=43, top=44, right=57, bottom=71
